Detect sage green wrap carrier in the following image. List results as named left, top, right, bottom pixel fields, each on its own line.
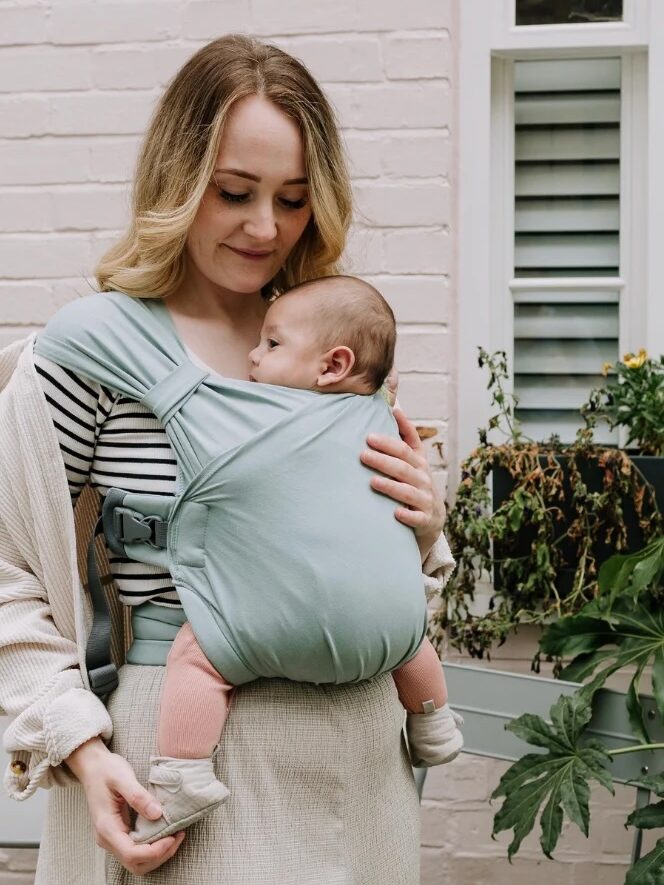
left=34, top=291, right=428, bottom=686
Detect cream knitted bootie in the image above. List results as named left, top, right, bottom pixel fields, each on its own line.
left=406, top=703, right=464, bottom=768
left=131, top=755, right=230, bottom=844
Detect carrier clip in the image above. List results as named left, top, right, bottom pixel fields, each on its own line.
left=113, top=508, right=168, bottom=548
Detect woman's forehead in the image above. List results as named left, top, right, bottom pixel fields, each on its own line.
left=217, top=95, right=306, bottom=181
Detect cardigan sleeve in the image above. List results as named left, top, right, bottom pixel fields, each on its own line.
left=0, top=346, right=112, bottom=801
left=0, top=513, right=113, bottom=799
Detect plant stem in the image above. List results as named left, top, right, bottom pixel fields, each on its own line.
left=610, top=743, right=664, bottom=756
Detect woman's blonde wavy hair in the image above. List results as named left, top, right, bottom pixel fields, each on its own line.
left=95, top=35, right=352, bottom=299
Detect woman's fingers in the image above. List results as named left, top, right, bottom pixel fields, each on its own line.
left=361, top=448, right=427, bottom=487
left=103, top=828, right=185, bottom=876
left=364, top=435, right=427, bottom=472
left=391, top=407, right=425, bottom=454
left=362, top=406, right=445, bottom=543
left=117, top=779, right=162, bottom=820
left=369, top=476, right=433, bottom=518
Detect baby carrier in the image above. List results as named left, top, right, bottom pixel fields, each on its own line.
left=35, top=292, right=428, bottom=696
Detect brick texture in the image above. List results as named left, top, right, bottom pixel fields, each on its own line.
left=0, top=3, right=625, bottom=885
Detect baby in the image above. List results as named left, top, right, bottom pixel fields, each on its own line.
left=132, top=275, right=463, bottom=843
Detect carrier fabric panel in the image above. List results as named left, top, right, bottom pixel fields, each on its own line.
left=34, top=292, right=428, bottom=688
left=513, top=57, right=620, bottom=443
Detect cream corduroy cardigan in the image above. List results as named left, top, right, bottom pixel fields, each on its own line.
left=0, top=334, right=455, bottom=881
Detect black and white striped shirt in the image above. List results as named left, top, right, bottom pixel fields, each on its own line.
left=34, top=348, right=182, bottom=608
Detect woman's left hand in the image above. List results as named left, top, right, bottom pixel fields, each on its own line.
left=361, top=407, right=446, bottom=561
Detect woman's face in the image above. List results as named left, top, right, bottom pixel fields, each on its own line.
left=185, top=95, right=313, bottom=296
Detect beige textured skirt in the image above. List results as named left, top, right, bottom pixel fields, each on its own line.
left=68, top=663, right=420, bottom=884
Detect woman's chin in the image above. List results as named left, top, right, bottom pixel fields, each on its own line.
left=215, top=270, right=276, bottom=295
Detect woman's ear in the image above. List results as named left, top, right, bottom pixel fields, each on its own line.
left=317, top=346, right=356, bottom=387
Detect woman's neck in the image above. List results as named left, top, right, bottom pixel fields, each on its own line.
left=167, top=273, right=268, bottom=329
left=165, top=272, right=270, bottom=380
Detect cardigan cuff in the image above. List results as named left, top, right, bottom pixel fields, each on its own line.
left=4, top=686, right=112, bottom=801
left=421, top=532, right=456, bottom=603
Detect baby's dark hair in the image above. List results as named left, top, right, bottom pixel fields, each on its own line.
left=283, top=275, right=396, bottom=393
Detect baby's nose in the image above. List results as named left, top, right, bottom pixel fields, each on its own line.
left=248, top=346, right=259, bottom=366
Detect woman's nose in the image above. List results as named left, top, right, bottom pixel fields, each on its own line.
left=244, top=202, right=277, bottom=242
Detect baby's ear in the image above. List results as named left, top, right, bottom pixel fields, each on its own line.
left=317, top=345, right=355, bottom=386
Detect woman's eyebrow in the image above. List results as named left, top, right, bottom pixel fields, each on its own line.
left=216, top=167, right=307, bottom=185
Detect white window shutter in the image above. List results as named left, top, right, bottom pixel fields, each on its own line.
left=512, top=58, right=621, bottom=443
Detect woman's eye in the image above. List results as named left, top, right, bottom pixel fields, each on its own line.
left=220, top=190, right=250, bottom=204
left=279, top=197, right=308, bottom=210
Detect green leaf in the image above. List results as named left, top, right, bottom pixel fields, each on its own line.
left=597, top=538, right=664, bottom=608
left=559, top=768, right=590, bottom=837
left=634, top=774, right=664, bottom=797
left=507, top=713, right=568, bottom=752
left=540, top=790, right=564, bottom=858
left=625, top=838, right=664, bottom=885
left=541, top=597, right=664, bottom=741
left=509, top=503, right=524, bottom=531
left=627, top=801, right=664, bottom=830
left=492, top=693, right=613, bottom=861
left=652, top=647, right=664, bottom=725
left=626, top=659, right=651, bottom=746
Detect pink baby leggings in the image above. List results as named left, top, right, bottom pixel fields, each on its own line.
left=158, top=621, right=447, bottom=759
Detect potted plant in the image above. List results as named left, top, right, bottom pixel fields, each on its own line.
left=430, top=349, right=663, bottom=661
left=491, top=537, right=664, bottom=884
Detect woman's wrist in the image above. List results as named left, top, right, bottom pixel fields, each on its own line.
left=64, top=735, right=110, bottom=783
left=416, top=530, right=440, bottom=564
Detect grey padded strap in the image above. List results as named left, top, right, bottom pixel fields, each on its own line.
left=85, top=518, right=119, bottom=699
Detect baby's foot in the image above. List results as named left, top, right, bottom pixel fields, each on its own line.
left=131, top=755, right=230, bottom=844
left=406, top=703, right=464, bottom=767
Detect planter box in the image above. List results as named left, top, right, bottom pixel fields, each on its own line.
left=492, top=453, right=664, bottom=596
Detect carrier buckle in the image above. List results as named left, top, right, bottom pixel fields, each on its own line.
left=113, top=508, right=161, bottom=546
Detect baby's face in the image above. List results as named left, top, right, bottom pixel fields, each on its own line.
left=248, top=294, right=323, bottom=389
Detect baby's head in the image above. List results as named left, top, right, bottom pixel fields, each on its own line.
left=248, top=276, right=395, bottom=395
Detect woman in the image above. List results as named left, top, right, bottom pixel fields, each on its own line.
left=0, top=35, right=451, bottom=883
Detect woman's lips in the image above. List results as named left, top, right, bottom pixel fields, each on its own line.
left=226, top=245, right=274, bottom=261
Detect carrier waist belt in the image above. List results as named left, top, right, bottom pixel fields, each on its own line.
left=35, top=291, right=428, bottom=687
left=126, top=602, right=187, bottom=666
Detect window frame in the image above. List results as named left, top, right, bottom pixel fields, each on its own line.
left=458, top=0, right=662, bottom=460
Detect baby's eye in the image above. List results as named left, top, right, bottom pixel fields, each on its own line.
left=267, top=339, right=279, bottom=349
left=278, top=196, right=308, bottom=210
left=220, top=190, right=250, bottom=204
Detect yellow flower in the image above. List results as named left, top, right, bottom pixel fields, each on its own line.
left=623, top=348, right=647, bottom=369
left=601, top=362, right=612, bottom=376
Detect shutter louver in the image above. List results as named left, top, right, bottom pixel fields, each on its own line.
left=512, top=58, right=621, bottom=443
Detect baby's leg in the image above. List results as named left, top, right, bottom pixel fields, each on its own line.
left=158, top=621, right=234, bottom=758
left=132, top=622, right=233, bottom=844
left=393, top=638, right=463, bottom=767
left=392, top=637, right=448, bottom=713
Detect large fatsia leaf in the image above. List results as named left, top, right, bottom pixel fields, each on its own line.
left=492, top=692, right=613, bottom=860
left=624, top=777, right=664, bottom=884
left=598, top=537, right=664, bottom=609
left=627, top=801, right=664, bottom=830
left=540, top=598, right=664, bottom=740
left=625, top=839, right=664, bottom=885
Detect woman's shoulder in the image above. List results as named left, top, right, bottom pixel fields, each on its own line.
left=40, top=291, right=148, bottom=344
